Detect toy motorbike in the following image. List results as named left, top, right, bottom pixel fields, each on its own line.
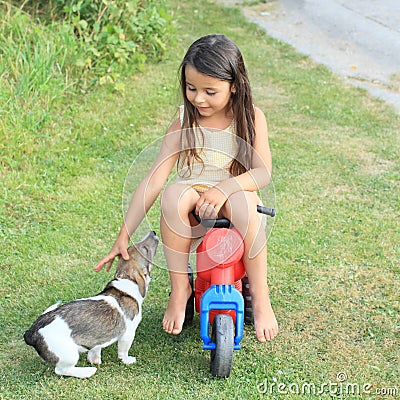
left=185, top=206, right=275, bottom=377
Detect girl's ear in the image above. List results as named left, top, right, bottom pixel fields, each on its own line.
left=231, top=84, right=236, bottom=94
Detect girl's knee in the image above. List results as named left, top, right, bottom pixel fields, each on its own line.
left=162, top=184, right=185, bottom=207
left=161, top=184, right=198, bottom=216
left=224, top=191, right=259, bottom=218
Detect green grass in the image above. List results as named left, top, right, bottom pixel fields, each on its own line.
left=1, top=0, right=399, bottom=399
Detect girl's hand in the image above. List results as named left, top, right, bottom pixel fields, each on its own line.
left=195, top=186, right=228, bottom=219
left=94, top=236, right=130, bottom=272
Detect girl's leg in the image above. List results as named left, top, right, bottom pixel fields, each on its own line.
left=160, top=183, right=201, bottom=335
left=221, top=191, right=278, bottom=342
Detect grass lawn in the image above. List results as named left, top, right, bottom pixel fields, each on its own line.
left=1, top=0, right=399, bottom=399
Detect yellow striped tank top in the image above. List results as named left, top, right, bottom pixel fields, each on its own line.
left=176, top=105, right=238, bottom=192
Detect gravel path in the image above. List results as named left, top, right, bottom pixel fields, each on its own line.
left=218, top=0, right=400, bottom=113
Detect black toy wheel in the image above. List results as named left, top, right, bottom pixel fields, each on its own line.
left=210, top=314, right=234, bottom=378
left=241, top=275, right=254, bottom=325
left=183, top=263, right=194, bottom=327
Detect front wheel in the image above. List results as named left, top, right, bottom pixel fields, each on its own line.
left=210, top=314, right=234, bottom=378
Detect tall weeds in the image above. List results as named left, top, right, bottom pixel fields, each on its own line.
left=0, top=7, right=76, bottom=167
left=0, top=1, right=174, bottom=168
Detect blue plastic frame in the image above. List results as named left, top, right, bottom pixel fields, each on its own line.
left=200, top=284, right=245, bottom=350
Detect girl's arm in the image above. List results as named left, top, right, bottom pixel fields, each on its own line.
left=224, top=105, right=272, bottom=190
left=94, top=119, right=181, bottom=272
left=196, top=107, right=271, bottom=215
left=123, top=119, right=181, bottom=236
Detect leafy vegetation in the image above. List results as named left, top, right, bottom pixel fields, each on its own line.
left=0, top=0, right=174, bottom=155
left=1, top=0, right=399, bottom=399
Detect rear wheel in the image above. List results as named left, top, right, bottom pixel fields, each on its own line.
left=183, top=263, right=194, bottom=327
left=242, top=275, right=254, bottom=325
left=210, top=314, right=234, bottom=378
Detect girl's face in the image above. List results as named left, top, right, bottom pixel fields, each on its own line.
left=185, top=65, right=235, bottom=118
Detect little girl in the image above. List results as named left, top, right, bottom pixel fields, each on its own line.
left=95, top=34, right=278, bottom=342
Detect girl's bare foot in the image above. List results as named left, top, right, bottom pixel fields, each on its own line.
left=162, top=283, right=192, bottom=335
left=253, top=298, right=279, bottom=342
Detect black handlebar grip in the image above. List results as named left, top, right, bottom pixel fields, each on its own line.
left=191, top=211, right=232, bottom=228
left=192, top=206, right=275, bottom=228
left=256, top=205, right=276, bottom=217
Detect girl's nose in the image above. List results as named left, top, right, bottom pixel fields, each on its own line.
left=195, top=92, right=205, bottom=104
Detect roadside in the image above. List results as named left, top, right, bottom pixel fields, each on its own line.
left=218, top=0, right=400, bottom=113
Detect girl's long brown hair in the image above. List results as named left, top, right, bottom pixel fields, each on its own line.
left=178, top=34, right=255, bottom=177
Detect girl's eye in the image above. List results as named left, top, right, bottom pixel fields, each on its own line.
left=186, top=86, right=215, bottom=96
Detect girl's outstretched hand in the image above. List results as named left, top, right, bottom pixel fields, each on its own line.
left=94, top=236, right=130, bottom=272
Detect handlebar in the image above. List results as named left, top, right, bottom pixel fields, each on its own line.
left=192, top=205, right=275, bottom=229
left=256, top=205, right=276, bottom=217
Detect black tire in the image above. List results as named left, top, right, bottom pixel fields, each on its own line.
left=183, top=263, right=194, bottom=327
left=242, top=275, right=254, bottom=325
left=210, top=314, right=234, bottom=378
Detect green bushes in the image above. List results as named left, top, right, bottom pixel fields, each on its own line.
left=0, top=0, right=174, bottom=146
left=49, top=0, right=174, bottom=75
left=0, top=9, right=74, bottom=131
left=3, top=1, right=174, bottom=75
